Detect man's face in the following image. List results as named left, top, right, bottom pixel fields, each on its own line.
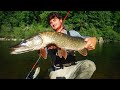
left=49, top=17, right=62, bottom=31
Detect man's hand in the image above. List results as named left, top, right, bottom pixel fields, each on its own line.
left=84, top=37, right=97, bottom=50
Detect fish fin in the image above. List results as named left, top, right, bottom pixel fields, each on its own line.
left=58, top=48, right=67, bottom=59
left=78, top=48, right=88, bottom=56
left=39, top=48, right=47, bottom=59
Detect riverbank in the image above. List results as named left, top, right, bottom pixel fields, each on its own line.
left=0, top=38, right=24, bottom=41
left=0, top=37, right=120, bottom=43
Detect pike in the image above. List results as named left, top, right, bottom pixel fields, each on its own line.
left=10, top=31, right=88, bottom=59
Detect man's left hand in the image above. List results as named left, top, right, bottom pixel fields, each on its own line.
left=84, top=37, right=97, bottom=50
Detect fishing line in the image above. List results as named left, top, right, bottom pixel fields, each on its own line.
left=25, top=56, right=41, bottom=79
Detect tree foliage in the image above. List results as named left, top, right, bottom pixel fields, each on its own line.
left=0, top=11, right=120, bottom=41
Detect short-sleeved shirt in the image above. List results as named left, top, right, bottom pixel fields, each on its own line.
left=63, top=30, right=86, bottom=39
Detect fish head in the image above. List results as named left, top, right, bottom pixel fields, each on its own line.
left=10, top=35, right=43, bottom=54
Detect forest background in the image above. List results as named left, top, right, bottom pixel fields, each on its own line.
left=0, top=11, right=120, bottom=42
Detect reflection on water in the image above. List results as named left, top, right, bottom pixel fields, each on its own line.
left=0, top=41, right=120, bottom=79
left=98, top=42, right=103, bottom=52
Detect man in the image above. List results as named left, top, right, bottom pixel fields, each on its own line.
left=44, top=12, right=96, bottom=79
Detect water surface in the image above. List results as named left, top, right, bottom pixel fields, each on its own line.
left=0, top=41, right=120, bottom=79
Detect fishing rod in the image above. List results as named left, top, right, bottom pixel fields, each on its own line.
left=63, top=11, right=70, bottom=24
left=56, top=11, right=70, bottom=32
left=25, top=56, right=41, bottom=79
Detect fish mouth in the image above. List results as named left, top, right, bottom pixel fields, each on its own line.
left=10, top=46, right=35, bottom=54
left=10, top=49, right=34, bottom=54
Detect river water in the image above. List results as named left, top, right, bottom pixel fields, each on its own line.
left=0, top=41, right=120, bottom=79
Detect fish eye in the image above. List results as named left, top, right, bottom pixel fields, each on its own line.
left=20, top=40, right=28, bottom=46
left=20, top=40, right=26, bottom=44
left=22, top=40, right=27, bottom=43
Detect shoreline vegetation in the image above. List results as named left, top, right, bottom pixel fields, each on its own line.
left=0, top=35, right=119, bottom=43
left=0, top=11, right=120, bottom=43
